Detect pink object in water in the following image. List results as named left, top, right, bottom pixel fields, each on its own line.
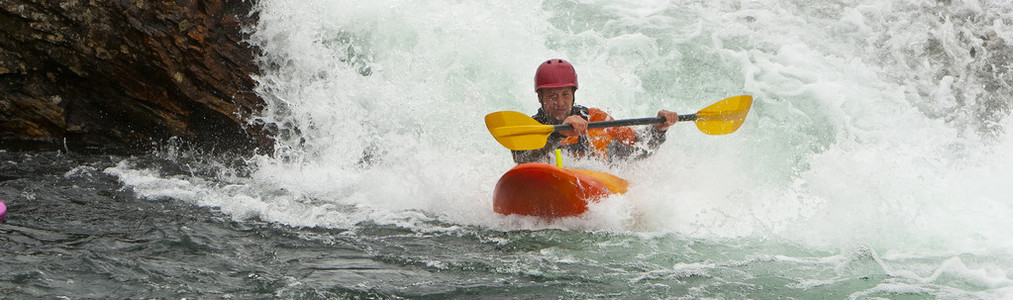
left=0, top=200, right=6, bottom=222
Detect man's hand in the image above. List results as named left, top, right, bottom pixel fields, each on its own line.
left=559, top=115, right=588, bottom=136
left=654, top=110, right=679, bottom=131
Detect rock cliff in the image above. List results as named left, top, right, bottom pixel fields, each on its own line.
left=0, top=0, right=269, bottom=154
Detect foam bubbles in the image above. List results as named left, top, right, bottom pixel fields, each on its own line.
left=106, top=0, right=1013, bottom=258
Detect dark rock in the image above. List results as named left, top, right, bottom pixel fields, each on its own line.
left=0, top=0, right=270, bottom=155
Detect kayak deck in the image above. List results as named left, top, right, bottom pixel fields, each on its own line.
left=493, top=163, right=628, bottom=218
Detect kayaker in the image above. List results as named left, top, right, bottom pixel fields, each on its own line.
left=512, top=58, right=680, bottom=164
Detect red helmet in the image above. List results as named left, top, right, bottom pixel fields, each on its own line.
left=534, top=59, right=577, bottom=91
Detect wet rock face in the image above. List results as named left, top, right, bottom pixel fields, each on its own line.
left=0, top=0, right=270, bottom=154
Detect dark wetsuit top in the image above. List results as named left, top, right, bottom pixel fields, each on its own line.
left=511, top=105, right=668, bottom=164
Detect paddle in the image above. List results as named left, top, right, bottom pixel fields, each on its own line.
left=484, top=95, right=753, bottom=150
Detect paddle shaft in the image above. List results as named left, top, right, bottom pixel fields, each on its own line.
left=553, top=114, right=697, bottom=132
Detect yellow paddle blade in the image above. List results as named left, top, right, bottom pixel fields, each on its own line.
left=694, top=95, right=752, bottom=135
left=485, top=111, right=556, bottom=150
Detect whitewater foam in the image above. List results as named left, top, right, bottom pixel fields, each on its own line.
left=103, top=1, right=1013, bottom=258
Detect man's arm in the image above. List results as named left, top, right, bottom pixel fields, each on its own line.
left=511, top=133, right=565, bottom=164
left=511, top=114, right=588, bottom=164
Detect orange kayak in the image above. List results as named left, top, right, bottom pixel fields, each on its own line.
left=493, top=163, right=629, bottom=218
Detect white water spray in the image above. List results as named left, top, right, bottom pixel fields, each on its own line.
left=106, top=1, right=1013, bottom=256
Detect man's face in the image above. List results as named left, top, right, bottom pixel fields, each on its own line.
left=538, top=87, right=574, bottom=123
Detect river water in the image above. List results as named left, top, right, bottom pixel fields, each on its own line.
left=3, top=0, right=1013, bottom=298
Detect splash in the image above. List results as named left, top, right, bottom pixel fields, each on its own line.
left=106, top=0, right=1013, bottom=254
